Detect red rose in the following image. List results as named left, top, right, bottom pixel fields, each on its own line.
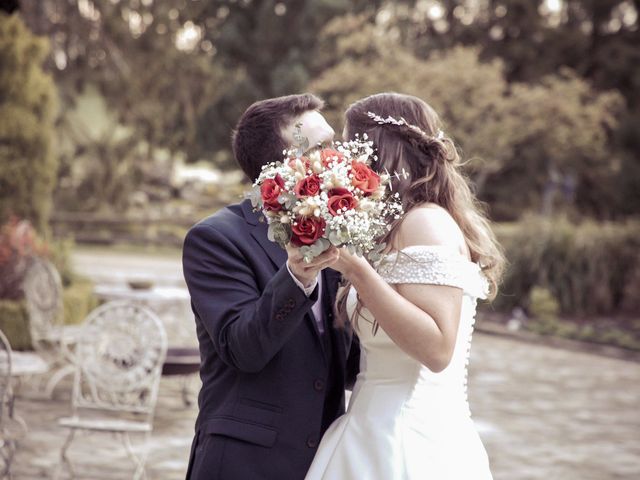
left=350, top=162, right=380, bottom=196
left=260, top=174, right=285, bottom=211
left=327, top=188, right=358, bottom=216
left=320, top=148, right=345, bottom=167
left=291, top=216, right=326, bottom=246
left=294, top=174, right=321, bottom=198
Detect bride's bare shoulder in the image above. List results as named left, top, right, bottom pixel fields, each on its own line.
left=394, top=203, right=468, bottom=256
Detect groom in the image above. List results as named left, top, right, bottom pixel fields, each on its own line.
left=183, top=93, right=360, bottom=479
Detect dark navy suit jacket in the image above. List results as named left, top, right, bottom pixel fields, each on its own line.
left=182, top=199, right=360, bottom=479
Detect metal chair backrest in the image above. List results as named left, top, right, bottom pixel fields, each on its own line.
left=22, top=257, right=63, bottom=346
left=71, top=301, right=168, bottom=420
left=0, top=329, right=12, bottom=424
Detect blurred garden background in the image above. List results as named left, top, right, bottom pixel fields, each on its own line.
left=2, top=0, right=639, bottom=350
left=1, top=0, right=639, bottom=478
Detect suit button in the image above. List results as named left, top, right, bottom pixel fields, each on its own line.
left=275, top=313, right=284, bottom=321
left=314, top=379, right=324, bottom=392
left=306, top=435, right=318, bottom=448
left=286, top=298, right=295, bottom=308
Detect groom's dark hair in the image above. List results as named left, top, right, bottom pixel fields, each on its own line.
left=232, top=93, right=324, bottom=181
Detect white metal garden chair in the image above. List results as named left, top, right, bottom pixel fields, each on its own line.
left=53, top=301, right=167, bottom=480
left=0, top=329, right=15, bottom=479
left=22, top=257, right=81, bottom=397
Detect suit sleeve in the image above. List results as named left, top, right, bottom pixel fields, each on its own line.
left=182, top=223, right=319, bottom=373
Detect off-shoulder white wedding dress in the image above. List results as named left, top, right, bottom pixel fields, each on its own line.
left=305, top=245, right=493, bottom=480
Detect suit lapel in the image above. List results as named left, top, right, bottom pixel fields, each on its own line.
left=241, top=200, right=288, bottom=268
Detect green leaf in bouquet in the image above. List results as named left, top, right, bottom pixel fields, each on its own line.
left=328, top=227, right=350, bottom=246
left=293, top=122, right=310, bottom=157
left=267, top=222, right=291, bottom=248
left=280, top=191, right=298, bottom=210
left=246, top=186, right=262, bottom=208
left=366, top=242, right=387, bottom=263
left=300, top=237, right=331, bottom=263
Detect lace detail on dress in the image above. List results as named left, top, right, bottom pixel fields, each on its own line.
left=377, top=245, right=488, bottom=299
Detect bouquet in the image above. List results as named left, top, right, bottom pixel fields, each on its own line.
left=249, top=130, right=403, bottom=262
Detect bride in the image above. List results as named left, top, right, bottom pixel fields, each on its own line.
left=305, top=93, right=505, bottom=479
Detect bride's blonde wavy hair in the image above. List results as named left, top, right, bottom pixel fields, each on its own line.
left=335, top=92, right=505, bottom=329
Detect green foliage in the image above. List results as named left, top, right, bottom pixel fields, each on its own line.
left=311, top=27, right=624, bottom=219
left=49, top=237, right=76, bottom=287
left=19, top=0, right=370, bottom=175
left=185, top=0, right=376, bottom=162
left=377, top=0, right=639, bottom=109
left=311, top=22, right=512, bottom=170
left=61, top=278, right=98, bottom=327
left=528, top=286, right=560, bottom=321
left=486, top=71, right=624, bottom=219
left=15, top=2, right=637, bottom=221
left=0, top=279, right=96, bottom=351
left=525, top=315, right=640, bottom=352
left=0, top=13, right=57, bottom=232
left=0, top=299, right=30, bottom=350
left=495, top=216, right=640, bottom=316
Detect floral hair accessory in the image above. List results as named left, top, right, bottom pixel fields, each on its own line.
left=366, top=111, right=445, bottom=140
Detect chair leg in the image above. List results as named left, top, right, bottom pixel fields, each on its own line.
left=0, top=433, right=16, bottom=480
left=122, top=431, right=149, bottom=480
left=53, top=428, right=76, bottom=480
left=44, top=365, right=75, bottom=399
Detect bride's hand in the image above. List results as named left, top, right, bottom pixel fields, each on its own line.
left=332, top=248, right=371, bottom=279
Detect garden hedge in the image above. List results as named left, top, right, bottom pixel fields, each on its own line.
left=0, top=278, right=96, bottom=350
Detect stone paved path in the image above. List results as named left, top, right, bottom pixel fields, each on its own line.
left=8, top=248, right=629, bottom=479
left=8, top=333, right=638, bottom=479
left=469, top=335, right=640, bottom=480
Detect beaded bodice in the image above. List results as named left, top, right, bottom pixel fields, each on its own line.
left=346, top=245, right=488, bottom=419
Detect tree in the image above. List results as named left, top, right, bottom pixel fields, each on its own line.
left=0, top=11, right=57, bottom=232
left=20, top=0, right=228, bottom=211
left=191, top=0, right=376, bottom=160
left=311, top=17, right=625, bottom=220
left=310, top=17, right=513, bottom=192
left=373, top=0, right=639, bottom=107
left=18, top=0, right=375, bottom=211
left=486, top=71, right=624, bottom=219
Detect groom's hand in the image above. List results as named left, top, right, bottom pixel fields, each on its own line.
left=286, top=244, right=339, bottom=289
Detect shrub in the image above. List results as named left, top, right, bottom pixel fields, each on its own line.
left=0, top=216, right=94, bottom=349
left=528, top=286, right=560, bottom=321
left=0, top=279, right=96, bottom=350
left=0, top=13, right=58, bottom=232
left=61, top=278, right=98, bottom=327
left=0, top=300, right=30, bottom=350
left=495, top=216, right=640, bottom=316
